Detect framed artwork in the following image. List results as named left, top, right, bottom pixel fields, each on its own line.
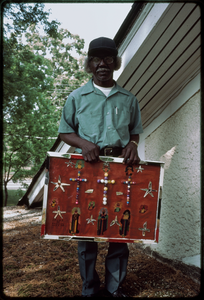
left=41, top=152, right=164, bottom=244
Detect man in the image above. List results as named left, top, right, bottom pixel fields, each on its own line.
left=58, top=37, right=143, bottom=297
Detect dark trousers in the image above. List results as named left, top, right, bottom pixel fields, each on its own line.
left=78, top=241, right=129, bottom=295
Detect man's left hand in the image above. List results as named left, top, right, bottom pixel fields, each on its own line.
left=119, top=142, right=140, bottom=165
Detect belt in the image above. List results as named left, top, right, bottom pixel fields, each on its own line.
left=99, top=147, right=123, bottom=157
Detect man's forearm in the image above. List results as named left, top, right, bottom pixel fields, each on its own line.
left=59, top=132, right=85, bottom=149
left=129, top=134, right=139, bottom=145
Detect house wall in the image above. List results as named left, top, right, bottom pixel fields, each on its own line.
left=144, top=90, right=200, bottom=260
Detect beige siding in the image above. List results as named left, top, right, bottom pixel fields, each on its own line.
left=145, top=91, right=200, bottom=259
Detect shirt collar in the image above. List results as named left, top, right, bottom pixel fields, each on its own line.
left=80, top=78, right=130, bottom=96
left=80, top=79, right=94, bottom=95
left=111, top=82, right=130, bottom=96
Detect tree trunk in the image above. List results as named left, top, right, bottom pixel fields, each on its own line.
left=4, top=180, right=8, bottom=207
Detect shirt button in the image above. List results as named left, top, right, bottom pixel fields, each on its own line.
left=108, top=126, right=111, bottom=129
left=107, top=112, right=109, bottom=115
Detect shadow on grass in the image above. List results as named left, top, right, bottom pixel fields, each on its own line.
left=3, top=189, right=25, bottom=206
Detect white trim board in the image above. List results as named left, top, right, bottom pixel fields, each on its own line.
left=28, top=169, right=46, bottom=206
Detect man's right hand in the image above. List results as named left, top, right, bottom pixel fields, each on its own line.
left=59, top=133, right=100, bottom=162
left=81, top=140, right=100, bottom=162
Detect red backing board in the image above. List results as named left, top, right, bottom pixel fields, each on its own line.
left=41, top=153, right=163, bottom=243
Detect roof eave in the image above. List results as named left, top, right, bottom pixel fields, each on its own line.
left=114, top=2, right=147, bottom=48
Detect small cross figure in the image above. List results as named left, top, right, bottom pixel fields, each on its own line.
left=65, top=160, right=75, bottom=168
left=138, top=222, right=150, bottom=236
left=110, top=216, right=120, bottom=227
left=141, top=181, right=157, bottom=197
left=86, top=215, right=96, bottom=225
left=135, top=165, right=144, bottom=173
left=51, top=175, right=70, bottom=192
left=121, top=176, right=136, bottom=205
left=53, top=205, right=66, bottom=219
left=97, top=172, right=115, bottom=205
left=70, top=170, right=87, bottom=204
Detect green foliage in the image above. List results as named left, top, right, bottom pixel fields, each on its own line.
left=3, top=3, right=91, bottom=206
left=3, top=3, right=59, bottom=37
left=3, top=32, right=58, bottom=184
left=24, top=24, right=91, bottom=117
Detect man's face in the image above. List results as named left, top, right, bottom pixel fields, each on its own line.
left=88, top=50, right=116, bottom=87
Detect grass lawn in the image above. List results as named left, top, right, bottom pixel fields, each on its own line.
left=3, top=189, right=26, bottom=206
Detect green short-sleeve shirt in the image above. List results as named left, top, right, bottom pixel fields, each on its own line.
left=58, top=79, right=143, bottom=153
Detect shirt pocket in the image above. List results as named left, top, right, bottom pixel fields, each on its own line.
left=115, top=107, right=131, bottom=129
left=78, top=111, right=103, bottom=135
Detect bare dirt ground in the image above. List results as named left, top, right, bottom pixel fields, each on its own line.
left=2, top=206, right=201, bottom=298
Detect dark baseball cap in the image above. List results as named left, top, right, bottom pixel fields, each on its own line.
left=88, top=37, right=118, bottom=56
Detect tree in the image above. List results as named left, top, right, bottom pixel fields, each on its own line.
left=24, top=24, right=91, bottom=119
left=3, top=2, right=59, bottom=37
left=3, top=32, right=58, bottom=206
left=3, top=3, right=91, bottom=206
